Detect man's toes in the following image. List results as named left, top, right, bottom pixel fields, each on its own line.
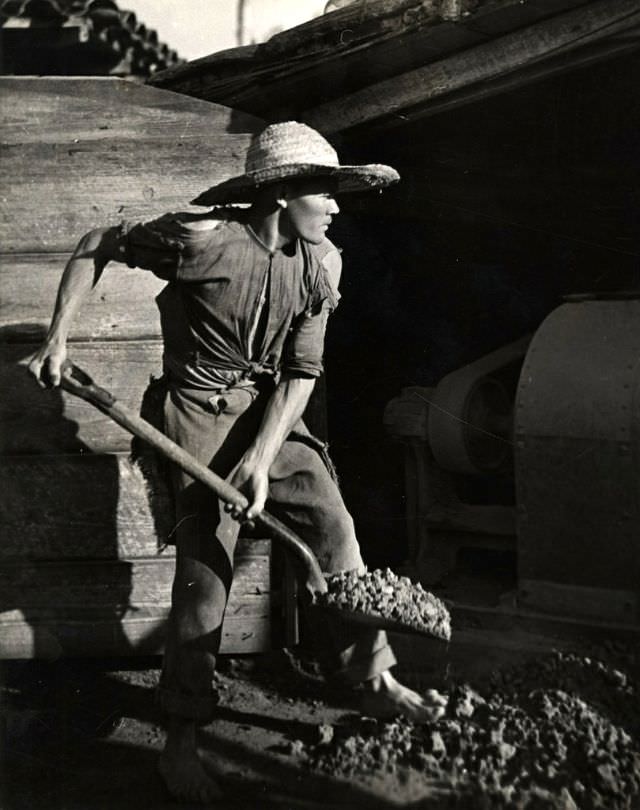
left=404, top=693, right=447, bottom=723
left=424, top=688, right=448, bottom=707
left=426, top=704, right=446, bottom=722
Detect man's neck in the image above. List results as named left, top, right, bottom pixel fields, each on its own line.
left=247, top=207, right=294, bottom=253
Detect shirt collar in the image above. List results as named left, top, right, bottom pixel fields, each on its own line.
left=244, top=223, right=298, bottom=258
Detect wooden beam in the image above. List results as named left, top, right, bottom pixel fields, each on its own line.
left=368, top=23, right=640, bottom=128
left=303, top=0, right=640, bottom=134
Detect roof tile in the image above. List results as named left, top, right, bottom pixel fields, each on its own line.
left=0, top=0, right=182, bottom=75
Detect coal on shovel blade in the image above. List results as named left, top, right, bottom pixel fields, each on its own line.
left=309, top=603, right=451, bottom=642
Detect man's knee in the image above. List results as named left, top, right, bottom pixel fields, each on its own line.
left=316, top=507, right=365, bottom=574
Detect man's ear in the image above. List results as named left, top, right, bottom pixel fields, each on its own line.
left=276, top=183, right=290, bottom=209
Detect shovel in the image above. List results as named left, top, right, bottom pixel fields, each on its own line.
left=60, top=362, right=447, bottom=640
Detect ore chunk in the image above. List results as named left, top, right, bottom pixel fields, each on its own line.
left=316, top=724, right=334, bottom=745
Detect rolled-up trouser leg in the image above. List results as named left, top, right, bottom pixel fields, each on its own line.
left=268, top=434, right=397, bottom=684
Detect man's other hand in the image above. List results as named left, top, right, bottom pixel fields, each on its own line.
left=227, top=460, right=269, bottom=523
left=28, top=340, right=68, bottom=388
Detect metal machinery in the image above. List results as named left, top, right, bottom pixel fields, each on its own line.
left=384, top=297, right=640, bottom=627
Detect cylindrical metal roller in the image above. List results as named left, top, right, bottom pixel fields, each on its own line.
left=515, top=297, right=640, bottom=624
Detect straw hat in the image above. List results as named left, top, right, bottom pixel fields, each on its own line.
left=191, top=121, right=399, bottom=206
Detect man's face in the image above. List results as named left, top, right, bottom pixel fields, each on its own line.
left=282, top=179, right=340, bottom=244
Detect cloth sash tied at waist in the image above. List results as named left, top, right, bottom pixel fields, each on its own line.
left=164, top=351, right=277, bottom=392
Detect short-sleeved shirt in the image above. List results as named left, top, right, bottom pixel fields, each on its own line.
left=114, top=212, right=341, bottom=389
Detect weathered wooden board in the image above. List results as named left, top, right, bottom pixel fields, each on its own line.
left=0, top=78, right=258, bottom=144
left=0, top=453, right=277, bottom=562
left=0, top=558, right=172, bottom=610
left=0, top=613, right=273, bottom=658
left=220, top=616, right=273, bottom=655
left=160, top=21, right=485, bottom=120
left=0, top=341, right=164, bottom=454
left=0, top=547, right=275, bottom=658
left=0, top=556, right=271, bottom=614
left=0, top=78, right=262, bottom=253
left=0, top=78, right=280, bottom=660
left=303, top=0, right=640, bottom=133
left=151, top=0, right=588, bottom=121
left=0, top=253, right=165, bottom=342
left=0, top=454, right=171, bottom=559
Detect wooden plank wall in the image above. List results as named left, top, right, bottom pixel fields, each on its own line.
left=0, top=78, right=273, bottom=658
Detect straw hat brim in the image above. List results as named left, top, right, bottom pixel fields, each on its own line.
left=191, top=163, right=400, bottom=206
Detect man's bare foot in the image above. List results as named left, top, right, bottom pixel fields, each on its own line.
left=158, top=717, right=222, bottom=803
left=360, top=670, right=447, bottom=723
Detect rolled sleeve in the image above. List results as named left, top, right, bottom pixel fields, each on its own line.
left=284, top=246, right=342, bottom=378
left=114, top=213, right=205, bottom=280
left=283, top=304, right=331, bottom=378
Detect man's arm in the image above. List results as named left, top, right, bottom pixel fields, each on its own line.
left=229, top=374, right=315, bottom=520
left=28, top=226, right=120, bottom=387
left=229, top=247, right=342, bottom=521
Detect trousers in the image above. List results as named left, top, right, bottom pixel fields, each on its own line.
left=156, top=381, right=397, bottom=722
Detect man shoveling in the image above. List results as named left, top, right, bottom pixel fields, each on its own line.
left=29, top=121, right=447, bottom=803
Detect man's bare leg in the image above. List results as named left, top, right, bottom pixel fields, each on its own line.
left=158, top=716, right=222, bottom=803
left=360, top=669, right=448, bottom=722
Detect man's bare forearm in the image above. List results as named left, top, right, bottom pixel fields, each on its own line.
left=29, top=226, right=116, bottom=386
left=247, top=375, right=316, bottom=469
left=47, top=228, right=113, bottom=342
left=229, top=375, right=316, bottom=519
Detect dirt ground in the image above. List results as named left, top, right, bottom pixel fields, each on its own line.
left=2, top=626, right=640, bottom=810
left=1, top=649, right=444, bottom=810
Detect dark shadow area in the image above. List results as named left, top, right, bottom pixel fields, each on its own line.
left=2, top=734, right=168, bottom=810
left=227, top=105, right=264, bottom=135
left=213, top=703, right=326, bottom=742
left=1, top=658, right=163, bottom=809
left=1, top=655, right=395, bottom=810
left=202, top=726, right=399, bottom=810
left=218, top=649, right=356, bottom=708
left=0, top=657, right=160, bottom=738
left=322, top=52, right=640, bottom=570
left=4, top=726, right=391, bottom=810
left=438, top=548, right=518, bottom=609
left=0, top=326, right=132, bottom=661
